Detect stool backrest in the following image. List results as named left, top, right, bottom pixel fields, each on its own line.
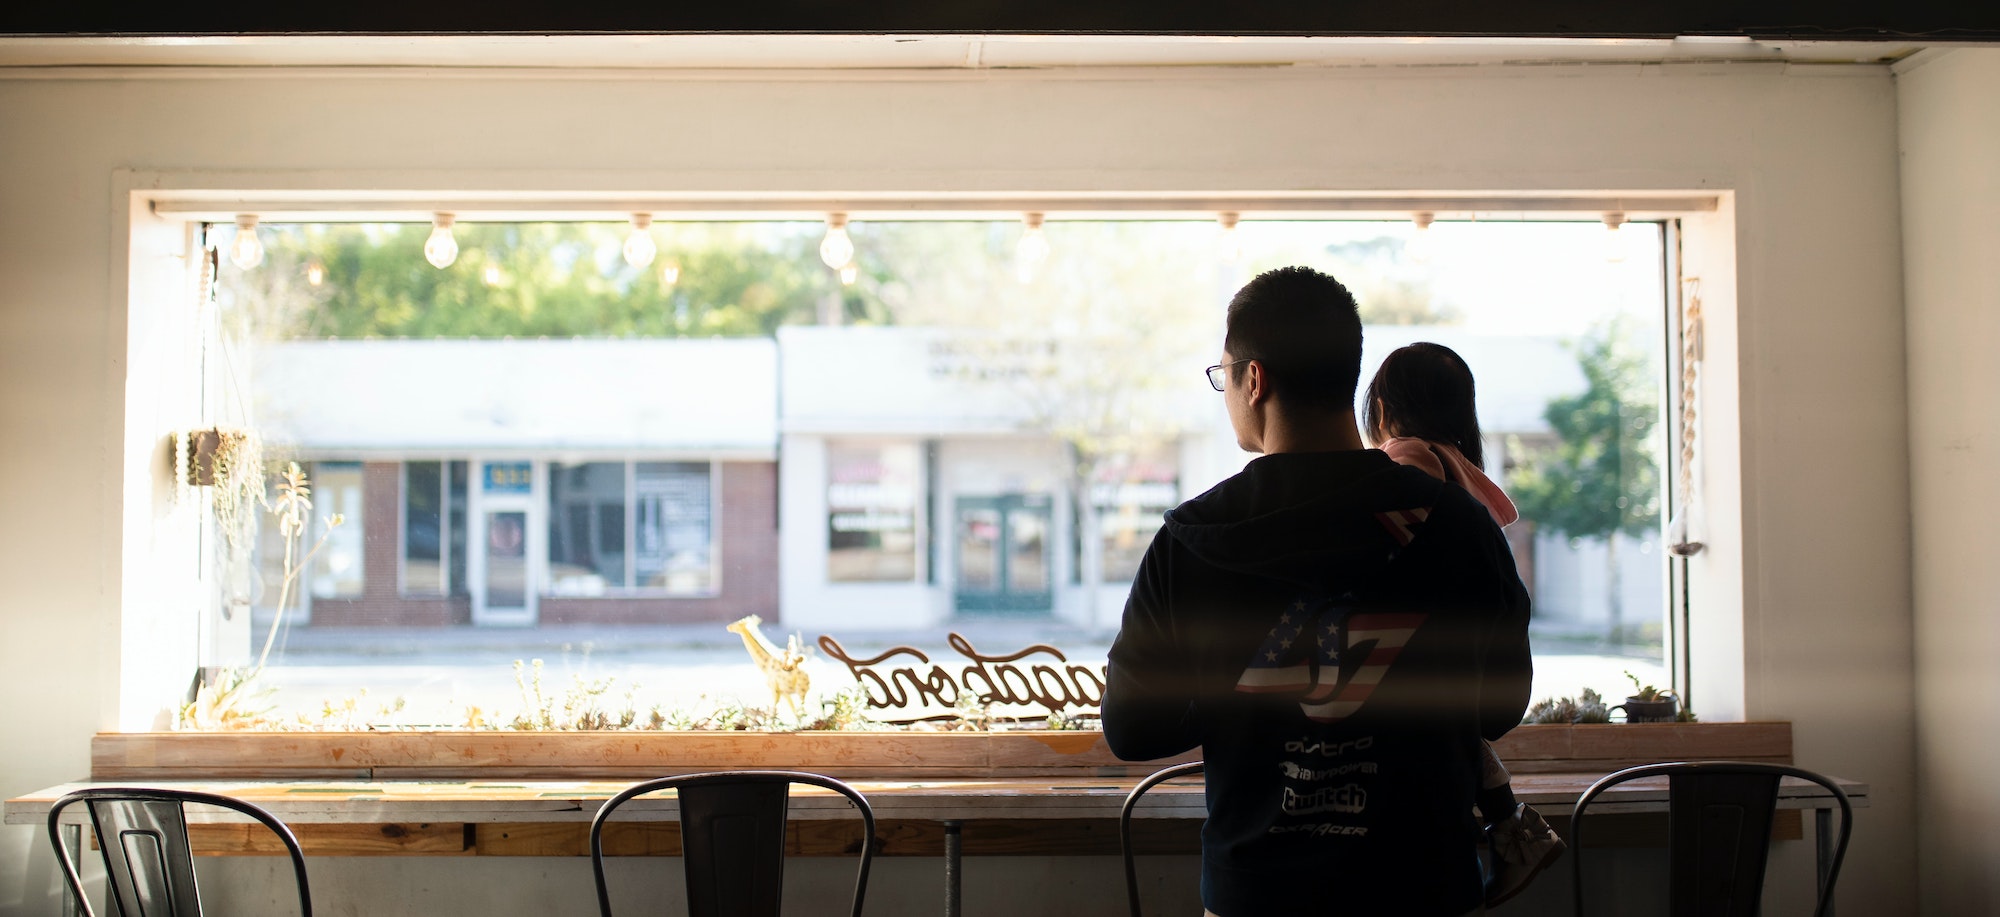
left=47, top=787, right=312, bottom=917
left=1119, top=761, right=1205, bottom=917
left=1571, top=761, right=1852, bottom=917
left=589, top=771, right=875, bottom=917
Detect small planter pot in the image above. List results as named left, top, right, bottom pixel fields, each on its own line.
left=1613, top=696, right=1679, bottom=723
left=185, top=428, right=223, bottom=486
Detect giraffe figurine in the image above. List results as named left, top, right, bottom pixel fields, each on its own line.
left=726, top=614, right=812, bottom=719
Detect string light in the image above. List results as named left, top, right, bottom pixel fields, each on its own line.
left=819, top=213, right=855, bottom=270
left=305, top=260, right=325, bottom=287
left=228, top=215, right=264, bottom=270
left=840, top=264, right=859, bottom=286
left=623, top=213, right=657, bottom=269
left=1216, top=212, right=1244, bottom=264
left=1016, top=212, right=1050, bottom=283
left=660, top=261, right=681, bottom=286
left=424, top=213, right=459, bottom=269
left=1602, top=212, right=1629, bottom=263
left=483, top=262, right=503, bottom=286
left=1406, top=212, right=1436, bottom=265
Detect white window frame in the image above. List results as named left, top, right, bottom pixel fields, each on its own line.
left=126, top=185, right=1735, bottom=728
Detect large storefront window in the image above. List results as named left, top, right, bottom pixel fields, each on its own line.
left=550, top=460, right=717, bottom=596
left=549, top=462, right=628, bottom=593
left=402, top=458, right=472, bottom=592
left=208, top=215, right=1670, bottom=728
left=403, top=461, right=447, bottom=595
left=637, top=461, right=716, bottom=594
left=310, top=462, right=366, bottom=599
left=827, top=442, right=920, bottom=582
left=1093, top=447, right=1180, bottom=583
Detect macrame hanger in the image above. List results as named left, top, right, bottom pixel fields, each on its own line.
left=1667, top=276, right=1705, bottom=556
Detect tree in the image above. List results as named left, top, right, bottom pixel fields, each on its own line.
left=217, top=222, right=869, bottom=341
left=1233, top=231, right=1459, bottom=325
left=905, top=222, right=1217, bottom=621
left=1509, top=319, right=1661, bottom=642
left=1320, top=235, right=1460, bottom=326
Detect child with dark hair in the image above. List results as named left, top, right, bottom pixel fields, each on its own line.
left=1365, top=341, right=1566, bottom=907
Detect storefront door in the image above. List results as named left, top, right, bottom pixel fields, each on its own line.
left=469, top=460, right=540, bottom=626
left=953, top=494, right=1053, bottom=614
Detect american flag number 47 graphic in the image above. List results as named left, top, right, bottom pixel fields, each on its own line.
left=1234, top=607, right=1428, bottom=725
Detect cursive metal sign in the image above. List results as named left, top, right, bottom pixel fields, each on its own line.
left=817, top=632, right=1107, bottom=721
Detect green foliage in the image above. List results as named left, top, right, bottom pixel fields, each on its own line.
left=1044, top=711, right=1100, bottom=731
left=1524, top=687, right=1611, bottom=724
left=223, top=222, right=863, bottom=340
left=178, top=667, right=279, bottom=731
left=1509, top=319, right=1661, bottom=542
left=506, top=658, right=644, bottom=731
left=799, top=687, right=881, bottom=732
left=1320, top=235, right=1459, bottom=326
left=1625, top=669, right=1672, bottom=703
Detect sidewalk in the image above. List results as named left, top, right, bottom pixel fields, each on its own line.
left=259, top=617, right=1118, bottom=664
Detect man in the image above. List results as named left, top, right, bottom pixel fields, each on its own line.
left=1103, top=266, right=1533, bottom=917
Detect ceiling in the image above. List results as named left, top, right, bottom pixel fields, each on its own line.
left=0, top=34, right=1952, bottom=71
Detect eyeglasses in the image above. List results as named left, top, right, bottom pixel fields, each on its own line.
left=1205, top=359, right=1251, bottom=392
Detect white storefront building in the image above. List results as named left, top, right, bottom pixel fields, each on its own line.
left=249, top=323, right=1644, bottom=635
left=776, top=325, right=1223, bottom=634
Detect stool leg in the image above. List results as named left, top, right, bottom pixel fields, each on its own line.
left=61, top=823, right=82, bottom=917
left=1816, top=808, right=1835, bottom=917
left=944, top=820, right=963, bottom=917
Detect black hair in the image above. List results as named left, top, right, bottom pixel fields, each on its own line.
left=1222, top=266, right=1363, bottom=413
left=1363, top=341, right=1486, bottom=469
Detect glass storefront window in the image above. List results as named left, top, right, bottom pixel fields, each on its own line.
left=403, top=461, right=445, bottom=595
left=1092, top=446, right=1180, bottom=583
left=211, top=217, right=1671, bottom=726
left=637, top=461, right=715, bottom=595
left=548, top=462, right=627, bottom=595
left=827, top=443, right=920, bottom=582
left=548, top=460, right=717, bottom=596
left=309, top=462, right=366, bottom=599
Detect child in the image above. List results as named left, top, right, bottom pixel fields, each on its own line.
left=1363, top=341, right=1566, bottom=908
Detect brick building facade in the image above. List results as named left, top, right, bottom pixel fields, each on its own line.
left=299, top=460, right=779, bottom=628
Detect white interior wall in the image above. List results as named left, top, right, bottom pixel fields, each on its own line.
left=0, top=62, right=1915, bottom=914
left=1898, top=48, right=2000, bottom=917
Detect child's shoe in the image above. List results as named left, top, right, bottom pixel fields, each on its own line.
left=1484, top=803, right=1565, bottom=907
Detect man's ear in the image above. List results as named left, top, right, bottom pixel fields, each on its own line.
left=1244, top=360, right=1270, bottom=408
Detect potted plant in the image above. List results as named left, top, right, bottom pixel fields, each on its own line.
left=1523, top=688, right=1611, bottom=724
left=176, top=425, right=265, bottom=553
left=179, top=461, right=344, bottom=731
left=1613, top=670, right=1680, bottom=723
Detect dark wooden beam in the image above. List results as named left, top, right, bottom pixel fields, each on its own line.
left=4, top=1, right=1995, bottom=41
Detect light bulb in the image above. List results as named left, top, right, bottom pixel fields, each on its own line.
left=483, top=263, right=503, bottom=286
left=424, top=213, right=458, bottom=269
left=229, top=215, right=264, bottom=270
left=661, top=261, right=681, bottom=286
left=1215, top=212, right=1244, bottom=264
left=1405, top=212, right=1436, bottom=265
left=1602, top=212, right=1629, bottom=263
left=840, top=264, right=859, bottom=286
left=305, top=260, right=325, bottom=286
left=819, top=213, right=855, bottom=270
left=623, top=213, right=657, bottom=269
left=1016, top=213, right=1050, bottom=284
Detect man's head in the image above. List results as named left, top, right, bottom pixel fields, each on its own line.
left=1220, top=267, right=1364, bottom=451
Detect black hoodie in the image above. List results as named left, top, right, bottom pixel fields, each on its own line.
left=1104, top=449, right=1532, bottom=917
